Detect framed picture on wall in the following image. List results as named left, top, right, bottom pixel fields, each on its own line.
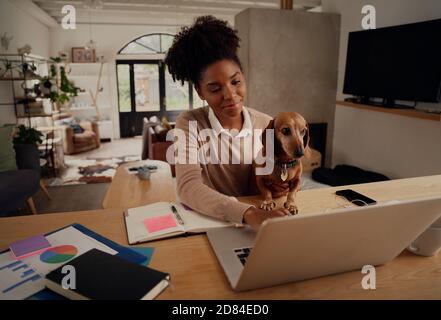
left=71, top=47, right=96, bottom=63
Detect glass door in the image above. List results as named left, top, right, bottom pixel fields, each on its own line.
left=116, top=60, right=197, bottom=137
left=134, top=64, right=160, bottom=113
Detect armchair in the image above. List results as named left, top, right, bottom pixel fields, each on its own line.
left=141, top=118, right=175, bottom=177
left=62, top=120, right=100, bottom=155
left=0, top=144, right=40, bottom=216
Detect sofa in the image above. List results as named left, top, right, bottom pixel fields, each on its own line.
left=62, top=120, right=101, bottom=155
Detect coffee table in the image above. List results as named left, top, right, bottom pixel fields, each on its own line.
left=102, top=160, right=176, bottom=209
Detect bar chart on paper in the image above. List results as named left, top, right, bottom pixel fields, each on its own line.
left=0, top=252, right=44, bottom=300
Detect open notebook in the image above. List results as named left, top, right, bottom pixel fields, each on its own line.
left=124, top=202, right=235, bottom=244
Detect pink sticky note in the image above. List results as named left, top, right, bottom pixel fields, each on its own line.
left=144, top=214, right=177, bottom=233
left=10, top=248, right=50, bottom=260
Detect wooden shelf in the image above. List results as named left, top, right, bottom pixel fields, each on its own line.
left=69, top=106, right=110, bottom=111
left=0, top=76, right=41, bottom=81
left=69, top=75, right=106, bottom=77
left=336, top=101, right=441, bottom=122
left=68, top=62, right=105, bottom=66
left=17, top=113, right=53, bottom=119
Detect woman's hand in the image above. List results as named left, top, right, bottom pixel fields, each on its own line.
left=243, top=206, right=291, bottom=231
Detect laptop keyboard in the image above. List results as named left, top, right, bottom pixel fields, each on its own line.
left=234, top=247, right=253, bottom=266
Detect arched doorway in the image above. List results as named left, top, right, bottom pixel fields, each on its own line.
left=116, top=33, right=203, bottom=137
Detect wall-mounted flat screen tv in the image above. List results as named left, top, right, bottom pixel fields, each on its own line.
left=343, top=19, right=441, bottom=104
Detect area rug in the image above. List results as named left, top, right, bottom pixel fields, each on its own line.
left=49, top=155, right=141, bottom=186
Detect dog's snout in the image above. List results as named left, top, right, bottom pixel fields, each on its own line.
left=294, top=147, right=304, bottom=158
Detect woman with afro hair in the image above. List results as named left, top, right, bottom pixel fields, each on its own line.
left=165, top=16, right=290, bottom=230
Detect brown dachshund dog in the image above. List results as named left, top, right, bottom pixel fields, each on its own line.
left=255, top=112, right=310, bottom=215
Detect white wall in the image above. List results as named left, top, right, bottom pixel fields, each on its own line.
left=334, top=105, right=441, bottom=179
left=0, top=0, right=51, bottom=125
left=322, top=0, right=441, bottom=178
left=50, top=24, right=180, bottom=139
left=236, top=9, right=340, bottom=167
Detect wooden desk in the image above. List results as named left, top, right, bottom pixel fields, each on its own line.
left=1, top=175, right=441, bottom=299
left=102, top=160, right=176, bottom=209
left=241, top=174, right=441, bottom=213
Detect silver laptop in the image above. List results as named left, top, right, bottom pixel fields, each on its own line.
left=207, top=196, right=441, bottom=291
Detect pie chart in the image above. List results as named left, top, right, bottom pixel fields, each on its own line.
left=40, top=245, right=78, bottom=264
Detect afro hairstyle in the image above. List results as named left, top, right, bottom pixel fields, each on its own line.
left=164, top=15, right=242, bottom=86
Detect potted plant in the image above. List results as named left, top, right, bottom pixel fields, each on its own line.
left=34, top=58, right=80, bottom=110
left=13, top=125, right=43, bottom=170
left=48, top=57, right=79, bottom=110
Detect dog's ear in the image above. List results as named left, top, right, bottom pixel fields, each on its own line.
left=261, top=119, right=274, bottom=149
left=303, top=123, right=312, bottom=159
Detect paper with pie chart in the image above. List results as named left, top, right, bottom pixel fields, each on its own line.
left=0, top=226, right=118, bottom=300
left=23, top=226, right=117, bottom=275
left=39, top=245, right=79, bottom=264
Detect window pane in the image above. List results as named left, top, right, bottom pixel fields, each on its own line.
left=165, top=66, right=190, bottom=111
left=117, top=64, right=131, bottom=112
left=120, top=42, right=154, bottom=54
left=192, top=87, right=205, bottom=109
left=119, top=34, right=175, bottom=55
left=137, top=35, right=160, bottom=53
left=161, top=35, right=174, bottom=53
left=134, top=64, right=160, bottom=112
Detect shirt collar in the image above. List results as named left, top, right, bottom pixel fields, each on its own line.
left=208, top=106, right=252, bottom=138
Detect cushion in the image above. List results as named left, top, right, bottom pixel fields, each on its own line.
left=311, top=164, right=390, bottom=186
left=301, top=149, right=322, bottom=172
left=148, top=116, right=164, bottom=134
left=58, top=117, right=84, bottom=133
left=149, top=116, right=160, bottom=123
left=156, top=129, right=169, bottom=142
left=162, top=116, right=173, bottom=130
left=154, top=124, right=165, bottom=134
left=0, top=125, right=17, bottom=173
left=71, top=124, right=84, bottom=134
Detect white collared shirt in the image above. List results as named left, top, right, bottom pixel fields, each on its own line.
left=208, top=106, right=252, bottom=138
left=207, top=106, right=254, bottom=165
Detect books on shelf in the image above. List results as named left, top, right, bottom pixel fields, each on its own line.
left=124, top=202, right=235, bottom=244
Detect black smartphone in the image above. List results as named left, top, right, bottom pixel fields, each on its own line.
left=129, top=165, right=157, bottom=171
left=335, top=189, right=377, bottom=206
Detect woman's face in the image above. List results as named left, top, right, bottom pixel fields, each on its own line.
left=195, top=59, right=246, bottom=119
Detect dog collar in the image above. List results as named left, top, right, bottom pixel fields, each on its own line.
left=276, top=159, right=298, bottom=182
left=275, top=159, right=298, bottom=169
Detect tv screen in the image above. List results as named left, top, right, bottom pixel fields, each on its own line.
left=343, top=19, right=441, bottom=103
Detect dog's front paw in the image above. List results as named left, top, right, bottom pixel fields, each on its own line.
left=284, top=201, right=299, bottom=215
left=260, top=200, right=276, bottom=211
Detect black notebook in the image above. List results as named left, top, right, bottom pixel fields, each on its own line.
left=45, top=249, right=170, bottom=300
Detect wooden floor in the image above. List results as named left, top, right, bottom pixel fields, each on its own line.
left=64, top=137, right=142, bottom=161
left=6, top=137, right=144, bottom=217
left=5, top=183, right=110, bottom=217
